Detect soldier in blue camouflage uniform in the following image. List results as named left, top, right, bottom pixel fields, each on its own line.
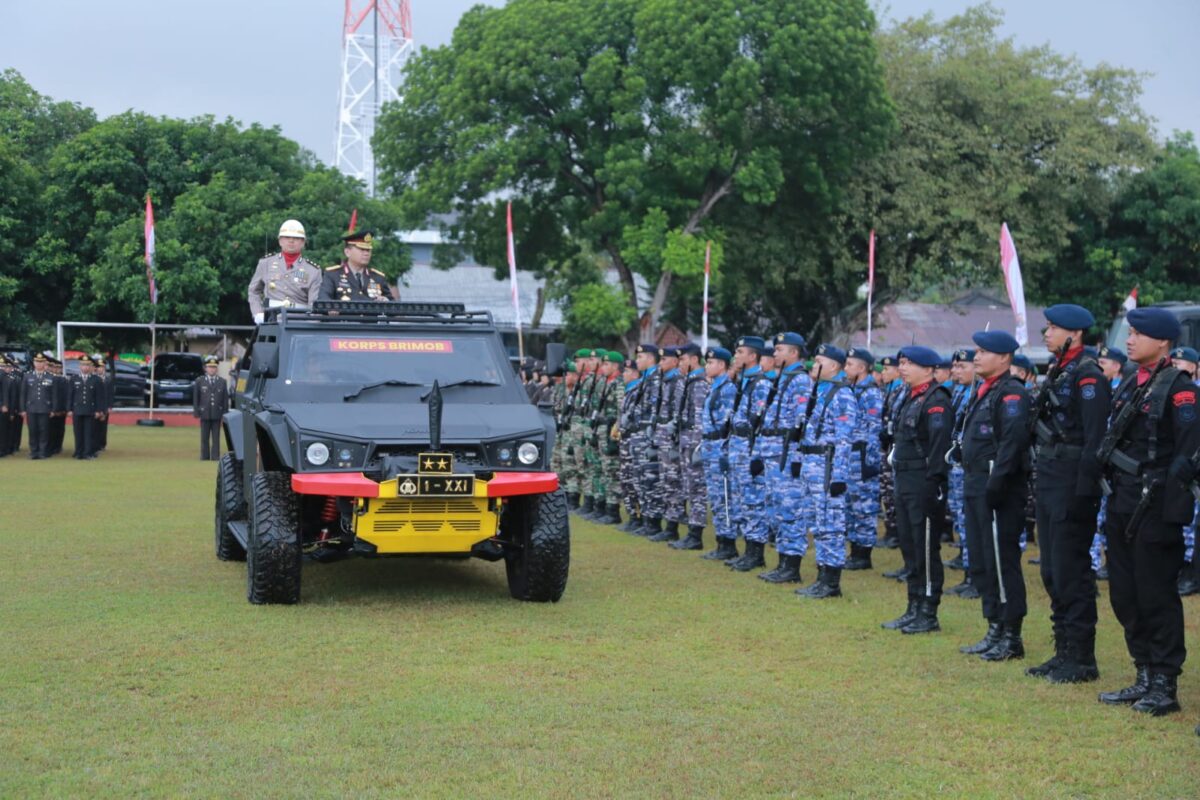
left=631, top=344, right=664, bottom=536
left=878, top=356, right=905, bottom=550
left=787, top=344, right=860, bottom=599
left=844, top=347, right=884, bottom=571
left=649, top=347, right=686, bottom=542
left=725, top=337, right=773, bottom=570
left=756, top=333, right=812, bottom=584
left=946, top=349, right=982, bottom=598
left=699, top=347, right=740, bottom=561
left=669, top=344, right=711, bottom=550
left=617, top=359, right=644, bottom=532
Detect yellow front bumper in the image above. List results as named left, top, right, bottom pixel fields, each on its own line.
left=352, top=477, right=501, bottom=554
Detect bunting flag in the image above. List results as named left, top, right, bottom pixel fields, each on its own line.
left=506, top=202, right=522, bottom=332
left=866, top=229, right=876, bottom=348
left=1123, top=285, right=1138, bottom=312
left=701, top=241, right=711, bottom=352
left=999, top=222, right=1028, bottom=346
left=144, top=194, right=157, bottom=305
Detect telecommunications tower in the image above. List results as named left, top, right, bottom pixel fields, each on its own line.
left=335, top=0, right=413, bottom=196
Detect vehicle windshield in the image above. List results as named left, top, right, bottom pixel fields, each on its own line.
left=153, top=356, right=203, bottom=380
left=275, top=331, right=518, bottom=402
left=1106, top=315, right=1130, bottom=352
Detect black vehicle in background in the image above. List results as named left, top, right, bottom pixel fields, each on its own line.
left=1107, top=302, right=1200, bottom=351
left=113, top=360, right=147, bottom=405
left=143, top=352, right=205, bottom=405
left=0, top=343, right=33, bottom=370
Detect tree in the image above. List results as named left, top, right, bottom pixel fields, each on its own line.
left=375, top=0, right=893, bottom=345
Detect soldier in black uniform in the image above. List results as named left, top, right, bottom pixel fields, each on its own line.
left=957, top=331, right=1032, bottom=661
left=193, top=356, right=229, bottom=461
left=318, top=231, right=397, bottom=302
left=19, top=354, right=55, bottom=458
left=49, top=356, right=69, bottom=456
left=1095, top=307, right=1200, bottom=717
left=1023, top=304, right=1113, bottom=684
left=93, top=355, right=115, bottom=453
left=69, top=355, right=108, bottom=459
left=0, top=356, right=17, bottom=456
left=878, top=356, right=904, bottom=550
left=881, top=346, right=955, bottom=635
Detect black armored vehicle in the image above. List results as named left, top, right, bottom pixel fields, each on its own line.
left=215, top=301, right=568, bottom=604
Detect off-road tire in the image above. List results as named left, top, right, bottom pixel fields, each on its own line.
left=502, top=488, right=570, bottom=602
left=246, top=471, right=301, bottom=605
left=215, top=453, right=247, bottom=562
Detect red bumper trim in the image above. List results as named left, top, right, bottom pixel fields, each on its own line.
left=292, top=472, right=381, bottom=497
left=486, top=472, right=559, bottom=498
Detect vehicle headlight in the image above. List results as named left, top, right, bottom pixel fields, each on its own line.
left=306, top=442, right=330, bottom=466
left=517, top=442, right=540, bottom=465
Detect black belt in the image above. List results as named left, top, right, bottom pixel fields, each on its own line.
left=851, top=441, right=867, bottom=453
left=702, top=431, right=725, bottom=441
left=798, top=444, right=833, bottom=456
left=1037, top=442, right=1085, bottom=460
left=732, top=423, right=753, bottom=436
left=893, top=457, right=927, bottom=471
left=760, top=428, right=787, bottom=437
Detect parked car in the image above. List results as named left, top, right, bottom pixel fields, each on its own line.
left=0, top=343, right=32, bottom=370
left=143, top=352, right=205, bottom=406
left=113, top=359, right=147, bottom=405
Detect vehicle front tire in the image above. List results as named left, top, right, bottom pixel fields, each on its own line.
left=502, top=488, right=570, bottom=602
left=215, top=454, right=247, bottom=561
left=246, top=471, right=301, bottom=605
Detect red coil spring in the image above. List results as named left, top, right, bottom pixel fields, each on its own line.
left=321, top=496, right=338, bottom=522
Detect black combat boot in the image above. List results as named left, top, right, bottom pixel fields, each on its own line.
left=1179, top=561, right=1200, bottom=596
left=944, top=551, right=964, bottom=571
left=954, top=577, right=981, bottom=599
left=844, top=544, right=873, bottom=571
left=794, top=566, right=826, bottom=597
left=979, top=620, right=1024, bottom=661
left=760, top=554, right=803, bottom=584
left=604, top=504, right=623, bottom=526
left=649, top=519, right=680, bottom=542
left=1025, top=636, right=1065, bottom=679
left=959, top=622, right=1002, bottom=655
left=576, top=495, right=595, bottom=518
left=799, top=566, right=842, bottom=599
left=729, top=540, right=766, bottom=572
left=703, top=537, right=738, bottom=561
left=1095, top=564, right=1109, bottom=580
left=882, top=565, right=909, bottom=582
left=618, top=512, right=640, bottom=533
left=1131, top=673, right=1181, bottom=716
left=1046, top=638, right=1100, bottom=684
left=900, top=599, right=940, bottom=634
left=566, top=492, right=580, bottom=511
left=881, top=599, right=918, bottom=630
left=879, top=526, right=900, bottom=549
left=670, top=525, right=704, bottom=550
left=637, top=516, right=662, bottom=537
left=1098, top=665, right=1151, bottom=705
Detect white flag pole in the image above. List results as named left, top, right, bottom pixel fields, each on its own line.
left=506, top=203, right=524, bottom=363
left=701, top=241, right=711, bottom=352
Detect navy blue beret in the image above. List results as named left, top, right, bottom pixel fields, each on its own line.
left=899, top=345, right=940, bottom=368
left=706, top=346, right=732, bottom=364
left=937, top=356, right=953, bottom=369
left=1044, top=303, right=1096, bottom=331
left=1171, top=346, right=1199, bottom=363
left=972, top=330, right=1021, bottom=355
left=815, top=343, right=846, bottom=363
left=878, top=355, right=898, bottom=367
left=1127, top=307, right=1181, bottom=342
left=735, top=336, right=765, bottom=355
left=661, top=345, right=681, bottom=358
left=1098, top=345, right=1127, bottom=365
left=1012, top=354, right=1034, bottom=372
left=762, top=344, right=776, bottom=358
left=773, top=332, right=807, bottom=349
left=679, top=343, right=702, bottom=357
left=846, top=347, right=874, bottom=366
left=635, top=343, right=660, bottom=358
left=952, top=348, right=976, bottom=363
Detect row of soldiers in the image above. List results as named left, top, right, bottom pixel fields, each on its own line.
left=0, top=353, right=113, bottom=460
left=550, top=303, right=1199, bottom=727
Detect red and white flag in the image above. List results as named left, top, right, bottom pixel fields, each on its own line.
left=999, top=222, right=1027, bottom=346
left=506, top=203, right=521, bottom=331
left=348, top=207, right=358, bottom=234
left=701, top=241, right=711, bottom=352
left=867, top=229, right=876, bottom=348
left=1123, top=286, right=1138, bottom=312
left=144, top=194, right=157, bottom=305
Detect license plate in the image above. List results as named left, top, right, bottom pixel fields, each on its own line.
left=162, top=392, right=184, bottom=399
left=395, top=475, right=475, bottom=497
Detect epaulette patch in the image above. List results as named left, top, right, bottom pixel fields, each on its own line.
left=326, top=265, right=341, bottom=271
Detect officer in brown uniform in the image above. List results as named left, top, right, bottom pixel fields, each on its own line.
left=193, top=355, right=229, bottom=461
left=247, top=219, right=322, bottom=323
left=318, top=230, right=396, bottom=302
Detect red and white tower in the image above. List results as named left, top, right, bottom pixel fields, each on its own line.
left=335, top=1, right=413, bottom=196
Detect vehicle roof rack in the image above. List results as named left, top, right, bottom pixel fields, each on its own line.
left=266, top=302, right=494, bottom=326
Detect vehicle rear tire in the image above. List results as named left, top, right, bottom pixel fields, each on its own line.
left=246, top=471, right=301, bottom=605
left=502, top=488, right=570, bottom=602
left=215, top=453, right=247, bottom=562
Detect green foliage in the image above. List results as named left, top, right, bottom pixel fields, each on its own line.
left=564, top=282, right=640, bottom=346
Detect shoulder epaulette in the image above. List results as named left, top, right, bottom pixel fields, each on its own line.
left=263, top=252, right=280, bottom=259
left=370, top=268, right=386, bottom=276
left=325, top=265, right=341, bottom=271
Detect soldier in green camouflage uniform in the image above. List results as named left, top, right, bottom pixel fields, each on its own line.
left=587, top=351, right=625, bottom=524
left=572, top=348, right=604, bottom=518
left=566, top=348, right=598, bottom=510
left=550, top=364, right=575, bottom=483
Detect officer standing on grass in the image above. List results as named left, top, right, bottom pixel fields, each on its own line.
left=1024, top=304, right=1112, bottom=684
left=699, top=347, right=739, bottom=561
left=878, top=355, right=905, bottom=550
left=957, top=331, right=1032, bottom=662
left=631, top=344, right=663, bottom=536
left=1096, top=307, right=1200, bottom=717
left=670, top=344, right=711, bottom=550
left=193, top=356, right=229, bottom=461
left=0, top=356, right=16, bottom=456
left=616, top=359, right=643, bottom=532
left=68, top=355, right=107, bottom=460
left=880, top=346, right=954, bottom=634
left=49, top=356, right=68, bottom=456
left=844, top=347, right=883, bottom=571
left=19, top=354, right=54, bottom=459
left=725, top=337, right=772, bottom=571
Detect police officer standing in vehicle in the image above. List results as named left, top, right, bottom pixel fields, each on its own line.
left=1023, top=305, right=1113, bottom=683
left=19, top=354, right=54, bottom=459
left=193, top=356, right=229, bottom=461
left=1096, top=307, right=1200, bottom=717
left=881, top=346, right=955, bottom=634
left=247, top=220, right=322, bottom=322
left=957, top=331, right=1032, bottom=661
left=319, top=230, right=396, bottom=303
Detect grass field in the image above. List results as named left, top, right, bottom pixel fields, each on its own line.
left=1, top=426, right=1196, bottom=798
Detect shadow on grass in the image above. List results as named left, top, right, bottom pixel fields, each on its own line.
left=298, top=555, right=513, bottom=605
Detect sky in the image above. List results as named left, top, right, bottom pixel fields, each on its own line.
left=2, top=0, right=1196, bottom=166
